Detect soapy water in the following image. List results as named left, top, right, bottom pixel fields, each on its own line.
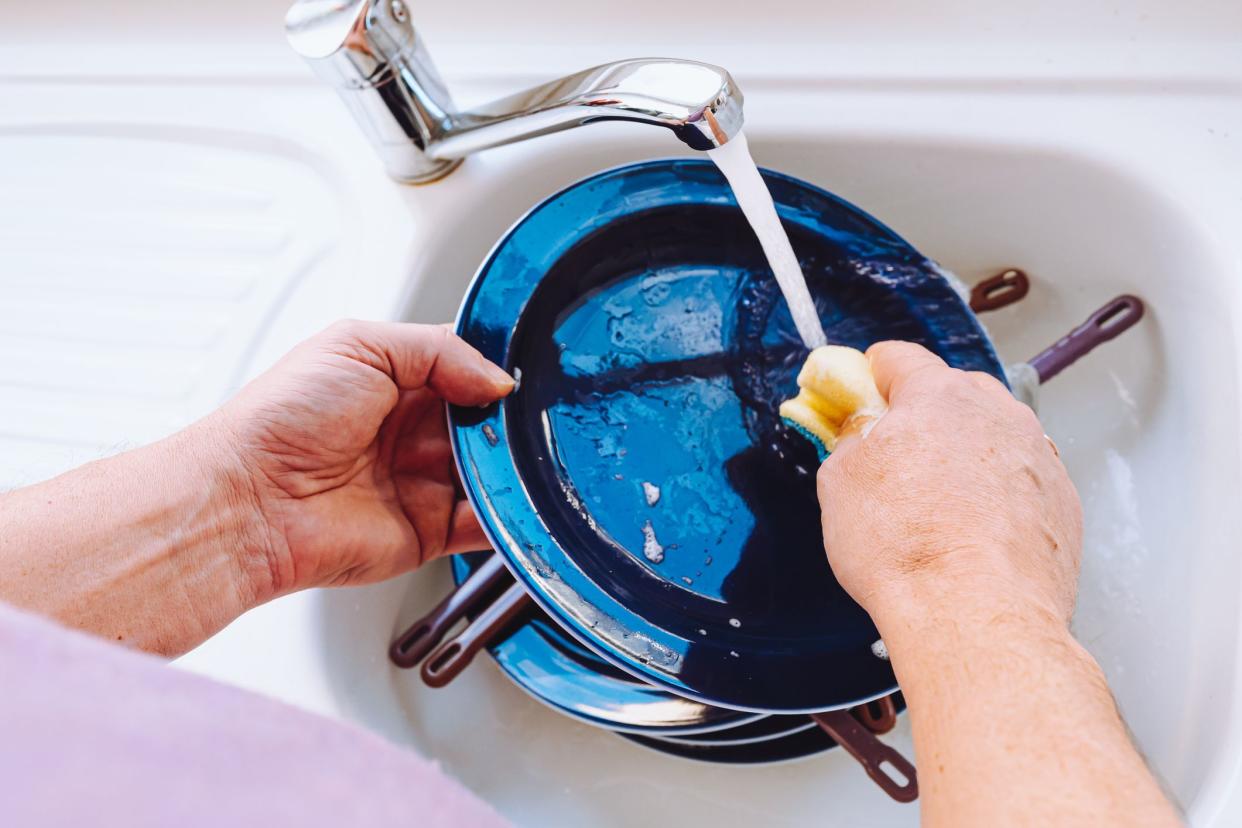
left=1077, top=448, right=1149, bottom=623
left=709, top=132, right=828, bottom=350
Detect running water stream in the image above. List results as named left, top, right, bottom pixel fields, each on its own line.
left=708, top=132, right=828, bottom=350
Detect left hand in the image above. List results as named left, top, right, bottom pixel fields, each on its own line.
left=211, top=320, right=514, bottom=601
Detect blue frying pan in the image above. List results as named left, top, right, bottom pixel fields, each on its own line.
left=450, top=160, right=1005, bottom=713
left=448, top=550, right=760, bottom=734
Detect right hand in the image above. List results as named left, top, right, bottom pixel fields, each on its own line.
left=816, top=341, right=1083, bottom=631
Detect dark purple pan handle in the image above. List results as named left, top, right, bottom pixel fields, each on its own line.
left=970, top=268, right=1030, bottom=313
left=813, top=710, right=919, bottom=803
left=421, top=581, right=532, bottom=688
left=389, top=553, right=510, bottom=669
left=1028, top=295, right=1145, bottom=384
left=854, top=695, right=898, bottom=735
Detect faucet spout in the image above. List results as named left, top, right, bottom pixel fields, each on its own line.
left=285, top=0, right=744, bottom=182
left=429, top=59, right=744, bottom=160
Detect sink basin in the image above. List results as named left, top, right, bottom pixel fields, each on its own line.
left=310, top=78, right=1242, bottom=826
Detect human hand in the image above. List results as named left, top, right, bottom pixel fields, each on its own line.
left=814, top=344, right=1184, bottom=828
left=816, top=341, right=1083, bottom=631
left=212, top=321, right=513, bottom=602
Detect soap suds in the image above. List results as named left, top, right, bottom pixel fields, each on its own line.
left=642, top=481, right=661, bottom=506
left=641, top=520, right=665, bottom=564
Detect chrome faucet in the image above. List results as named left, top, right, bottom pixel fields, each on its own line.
left=284, top=0, right=744, bottom=183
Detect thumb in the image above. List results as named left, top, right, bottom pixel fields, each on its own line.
left=321, top=320, right=514, bottom=406
left=866, top=340, right=946, bottom=405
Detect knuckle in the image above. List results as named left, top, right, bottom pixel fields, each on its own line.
left=420, top=323, right=455, bottom=351
left=816, top=459, right=836, bottom=487
left=967, top=370, right=1008, bottom=395
left=326, top=318, right=366, bottom=342
left=816, top=459, right=844, bottom=495
left=433, top=324, right=455, bottom=346
left=911, top=365, right=964, bottom=397
left=865, top=340, right=903, bottom=360
left=869, top=339, right=922, bottom=359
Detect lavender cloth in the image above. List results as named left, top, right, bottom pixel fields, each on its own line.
left=0, top=602, right=507, bottom=827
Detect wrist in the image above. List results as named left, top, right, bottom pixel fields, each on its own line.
left=166, top=416, right=291, bottom=611
left=868, top=574, right=1177, bottom=828
left=866, top=565, right=1073, bottom=668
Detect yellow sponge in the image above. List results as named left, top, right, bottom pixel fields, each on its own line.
left=778, top=345, right=887, bottom=456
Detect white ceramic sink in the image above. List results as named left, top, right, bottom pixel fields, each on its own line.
left=5, top=2, right=1242, bottom=825
left=308, top=84, right=1242, bottom=825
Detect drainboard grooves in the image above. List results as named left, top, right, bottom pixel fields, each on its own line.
left=0, top=130, right=343, bottom=485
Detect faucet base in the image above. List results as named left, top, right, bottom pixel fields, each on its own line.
left=393, top=156, right=464, bottom=185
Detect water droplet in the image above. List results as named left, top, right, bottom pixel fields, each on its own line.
left=698, top=628, right=707, bottom=636
left=681, top=576, right=693, bottom=586
left=640, top=275, right=672, bottom=306
left=728, top=618, right=741, bottom=628
left=481, top=424, right=499, bottom=447
left=871, top=639, right=889, bottom=660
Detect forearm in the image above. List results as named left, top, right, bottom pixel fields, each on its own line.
left=876, top=587, right=1181, bottom=827
left=0, top=420, right=272, bottom=656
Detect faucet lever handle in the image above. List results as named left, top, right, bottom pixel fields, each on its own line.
left=285, top=0, right=461, bottom=183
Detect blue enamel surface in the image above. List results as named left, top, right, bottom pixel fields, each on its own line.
left=449, top=551, right=757, bottom=734
left=451, top=160, right=1006, bottom=713
left=452, top=551, right=907, bottom=752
